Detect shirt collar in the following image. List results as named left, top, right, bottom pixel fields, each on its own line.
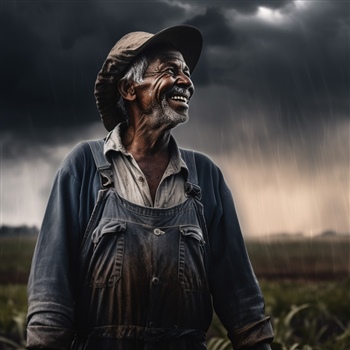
left=104, top=123, right=189, bottom=178
left=104, top=122, right=129, bottom=156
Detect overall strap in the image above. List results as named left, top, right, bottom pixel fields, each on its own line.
left=180, top=149, right=202, bottom=200
left=86, top=140, right=114, bottom=188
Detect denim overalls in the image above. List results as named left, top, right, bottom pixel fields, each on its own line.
left=72, top=141, right=213, bottom=350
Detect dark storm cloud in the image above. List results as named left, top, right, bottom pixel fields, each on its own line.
left=1, top=0, right=349, bottom=160
left=1, top=1, right=186, bottom=135
left=190, top=2, right=349, bottom=121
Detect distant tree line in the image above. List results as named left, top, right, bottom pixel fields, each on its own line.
left=0, top=225, right=347, bottom=238
left=0, top=225, right=39, bottom=236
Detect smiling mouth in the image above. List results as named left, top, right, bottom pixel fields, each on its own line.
left=170, top=95, right=189, bottom=104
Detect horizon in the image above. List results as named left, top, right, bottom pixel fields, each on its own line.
left=1, top=223, right=349, bottom=240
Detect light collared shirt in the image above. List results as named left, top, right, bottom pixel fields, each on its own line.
left=104, top=123, right=188, bottom=207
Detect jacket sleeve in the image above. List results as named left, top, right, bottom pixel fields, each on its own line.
left=196, top=153, right=274, bottom=349
left=26, top=143, right=99, bottom=349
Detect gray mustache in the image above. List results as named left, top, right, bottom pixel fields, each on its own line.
left=168, top=86, right=191, bottom=99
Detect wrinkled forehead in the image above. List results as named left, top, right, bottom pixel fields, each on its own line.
left=144, top=45, right=189, bottom=70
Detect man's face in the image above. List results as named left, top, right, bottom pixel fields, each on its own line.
left=132, top=48, right=195, bottom=129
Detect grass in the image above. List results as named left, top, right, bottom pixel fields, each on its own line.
left=2, top=281, right=349, bottom=349
left=0, top=236, right=36, bottom=284
left=262, top=279, right=350, bottom=349
left=0, top=285, right=27, bottom=348
left=0, top=234, right=349, bottom=349
left=261, top=279, right=350, bottom=323
left=208, top=279, right=350, bottom=350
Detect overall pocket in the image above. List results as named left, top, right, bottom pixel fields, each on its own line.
left=89, top=219, right=126, bottom=288
left=178, top=225, right=207, bottom=292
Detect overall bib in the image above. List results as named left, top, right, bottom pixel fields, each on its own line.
left=72, top=141, right=213, bottom=350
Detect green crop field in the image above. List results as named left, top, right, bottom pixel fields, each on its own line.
left=246, top=235, right=350, bottom=281
left=1, top=234, right=349, bottom=349
left=0, top=236, right=36, bottom=285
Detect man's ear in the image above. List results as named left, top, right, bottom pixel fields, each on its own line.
left=118, top=79, right=136, bottom=101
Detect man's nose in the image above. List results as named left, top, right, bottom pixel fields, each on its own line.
left=176, top=71, right=195, bottom=96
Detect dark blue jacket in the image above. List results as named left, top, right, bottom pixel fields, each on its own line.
left=27, top=140, right=273, bottom=349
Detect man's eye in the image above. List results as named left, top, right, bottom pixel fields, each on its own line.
left=166, top=68, right=176, bottom=75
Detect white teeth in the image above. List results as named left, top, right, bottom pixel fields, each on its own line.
left=171, top=95, right=188, bottom=103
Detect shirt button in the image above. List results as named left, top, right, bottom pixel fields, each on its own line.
left=152, top=277, right=160, bottom=285
left=138, top=176, right=145, bottom=183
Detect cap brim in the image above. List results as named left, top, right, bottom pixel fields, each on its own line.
left=134, top=25, right=203, bottom=73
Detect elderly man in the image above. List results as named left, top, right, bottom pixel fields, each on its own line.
left=27, top=25, right=274, bottom=350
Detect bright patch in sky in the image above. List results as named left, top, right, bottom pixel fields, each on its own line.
left=294, top=0, right=309, bottom=10
left=257, top=6, right=285, bottom=24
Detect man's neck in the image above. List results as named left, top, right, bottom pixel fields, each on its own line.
left=121, top=118, right=172, bottom=160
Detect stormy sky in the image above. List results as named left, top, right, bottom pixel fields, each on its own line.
left=1, top=0, right=349, bottom=236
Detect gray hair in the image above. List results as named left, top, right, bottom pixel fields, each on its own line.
left=117, top=54, right=149, bottom=121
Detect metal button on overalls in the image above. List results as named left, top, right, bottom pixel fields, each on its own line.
left=151, top=277, right=160, bottom=285
left=153, top=228, right=164, bottom=236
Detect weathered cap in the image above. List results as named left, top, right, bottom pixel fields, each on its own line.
left=94, top=25, right=203, bottom=131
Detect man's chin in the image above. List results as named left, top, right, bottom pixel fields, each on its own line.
left=167, top=112, right=188, bottom=129
left=151, top=102, right=189, bottom=129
